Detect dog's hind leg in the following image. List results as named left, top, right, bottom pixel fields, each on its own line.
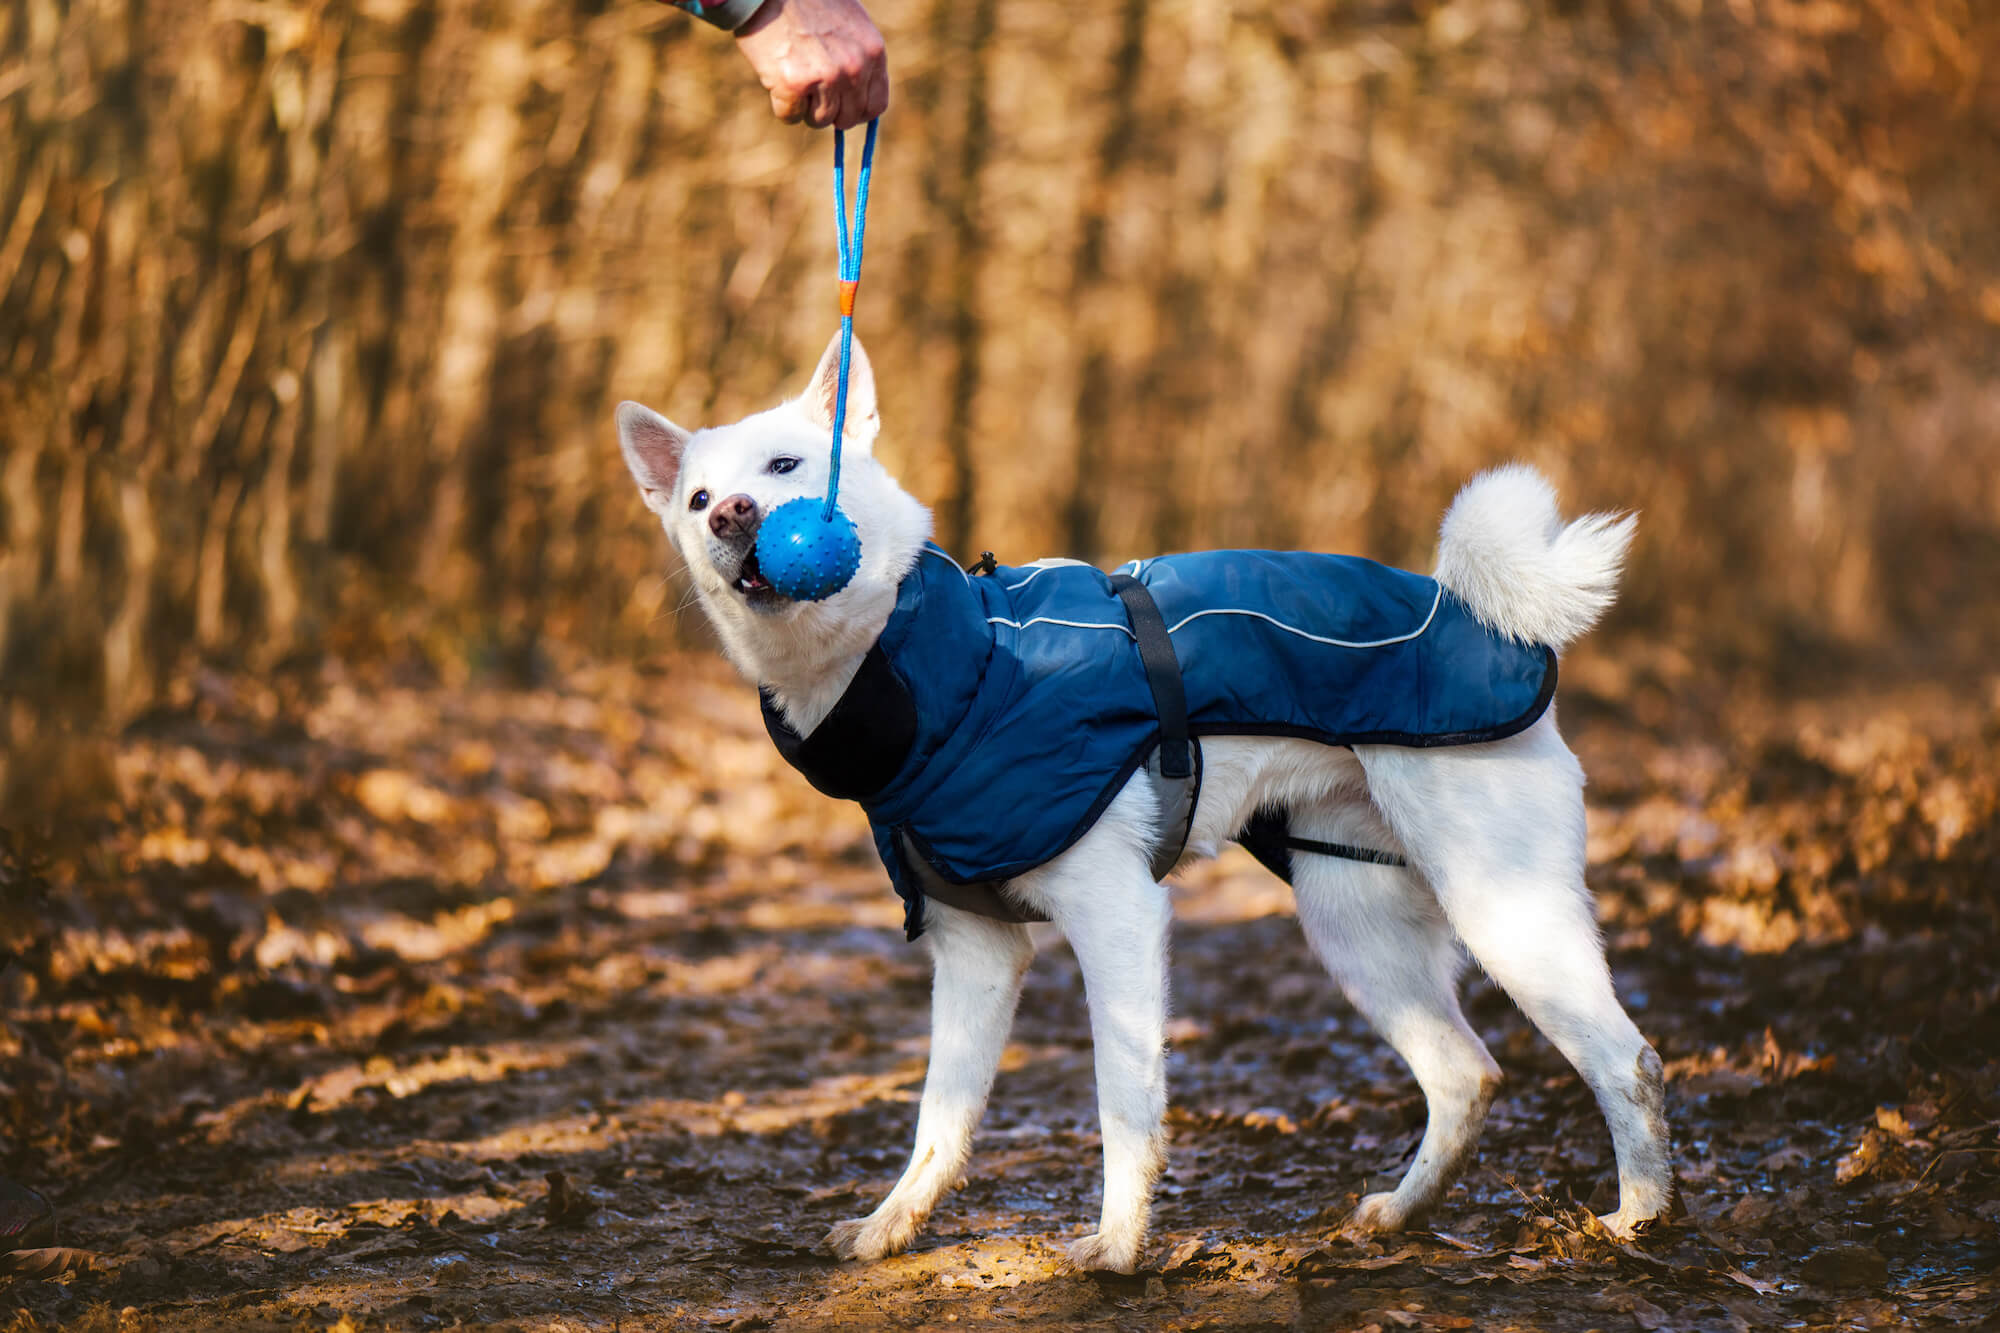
left=1356, top=714, right=1674, bottom=1237
left=822, top=901, right=1035, bottom=1261
left=1288, top=831, right=1502, bottom=1234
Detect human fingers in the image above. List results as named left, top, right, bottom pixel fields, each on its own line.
left=834, top=17, right=886, bottom=128
left=768, top=79, right=808, bottom=124
left=822, top=35, right=884, bottom=129
left=803, top=82, right=840, bottom=129
left=858, top=49, right=888, bottom=123
left=818, top=56, right=872, bottom=129
left=827, top=80, right=870, bottom=131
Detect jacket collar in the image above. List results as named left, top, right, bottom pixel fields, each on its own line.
left=760, top=545, right=990, bottom=807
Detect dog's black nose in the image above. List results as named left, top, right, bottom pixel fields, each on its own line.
left=709, top=493, right=758, bottom=538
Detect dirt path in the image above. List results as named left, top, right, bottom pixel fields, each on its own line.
left=4, top=659, right=1997, bottom=1330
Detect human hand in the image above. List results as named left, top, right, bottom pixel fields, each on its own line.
left=732, top=0, right=888, bottom=131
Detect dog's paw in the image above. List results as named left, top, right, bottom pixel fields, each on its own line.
left=1595, top=1205, right=1669, bottom=1242
left=1065, top=1231, right=1141, bottom=1274
left=821, top=1213, right=915, bottom=1262
left=1346, top=1191, right=1412, bottom=1235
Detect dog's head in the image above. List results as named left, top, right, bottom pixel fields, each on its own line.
left=617, top=333, right=930, bottom=683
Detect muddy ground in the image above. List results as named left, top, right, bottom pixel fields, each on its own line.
left=3, top=654, right=1997, bottom=1330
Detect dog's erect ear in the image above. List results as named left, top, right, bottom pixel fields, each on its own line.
left=800, top=332, right=879, bottom=452
left=617, top=401, right=691, bottom=514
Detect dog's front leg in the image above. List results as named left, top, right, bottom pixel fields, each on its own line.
left=1037, top=844, right=1172, bottom=1274
left=823, top=901, right=1034, bottom=1261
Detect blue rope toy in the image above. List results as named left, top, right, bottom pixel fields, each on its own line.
left=754, top=119, right=879, bottom=603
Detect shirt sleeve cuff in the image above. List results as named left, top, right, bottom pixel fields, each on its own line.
left=673, top=0, right=768, bottom=32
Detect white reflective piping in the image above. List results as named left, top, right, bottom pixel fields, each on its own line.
left=987, top=616, right=1135, bottom=637
left=1003, top=558, right=1093, bottom=591
left=1163, top=584, right=1443, bottom=649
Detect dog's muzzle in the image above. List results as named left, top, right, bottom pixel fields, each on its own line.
left=707, top=493, right=776, bottom=600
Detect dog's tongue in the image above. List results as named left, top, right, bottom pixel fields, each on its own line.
left=736, top=550, right=770, bottom=592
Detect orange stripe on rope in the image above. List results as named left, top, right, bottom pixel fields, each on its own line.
left=837, top=278, right=860, bottom=318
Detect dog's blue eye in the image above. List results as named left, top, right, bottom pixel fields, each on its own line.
left=688, top=489, right=709, bottom=512
left=768, top=457, right=799, bottom=475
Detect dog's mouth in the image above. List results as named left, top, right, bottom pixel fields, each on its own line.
left=733, top=548, right=779, bottom=601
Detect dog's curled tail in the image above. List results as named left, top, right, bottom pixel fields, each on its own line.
left=1433, top=464, right=1635, bottom=652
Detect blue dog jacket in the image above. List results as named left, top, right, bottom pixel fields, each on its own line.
left=763, top=546, right=1557, bottom=939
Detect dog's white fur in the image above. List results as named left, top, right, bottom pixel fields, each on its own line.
left=617, top=334, right=1670, bottom=1273
left=1432, top=462, right=1637, bottom=651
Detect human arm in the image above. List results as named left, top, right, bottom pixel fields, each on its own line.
left=660, top=0, right=889, bottom=131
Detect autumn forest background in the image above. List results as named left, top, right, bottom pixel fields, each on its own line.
left=3, top=0, right=1998, bottom=758
left=2, top=1, right=1999, bottom=1328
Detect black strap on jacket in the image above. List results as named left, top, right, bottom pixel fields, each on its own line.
left=1107, top=574, right=1192, bottom=780
left=1235, top=807, right=1408, bottom=884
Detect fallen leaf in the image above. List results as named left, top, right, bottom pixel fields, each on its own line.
left=1875, top=1105, right=1912, bottom=1137
left=1160, top=1237, right=1208, bottom=1271
left=0, top=1247, right=92, bottom=1279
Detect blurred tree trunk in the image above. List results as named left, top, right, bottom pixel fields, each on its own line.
left=417, top=7, right=530, bottom=605
left=1063, top=0, right=1150, bottom=563
left=934, top=0, right=995, bottom=555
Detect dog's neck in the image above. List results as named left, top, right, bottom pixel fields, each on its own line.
left=734, top=588, right=901, bottom=736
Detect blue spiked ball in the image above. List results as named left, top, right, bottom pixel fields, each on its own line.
left=755, top=497, right=863, bottom=602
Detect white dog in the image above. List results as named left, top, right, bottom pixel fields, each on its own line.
left=615, top=333, right=1673, bottom=1274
